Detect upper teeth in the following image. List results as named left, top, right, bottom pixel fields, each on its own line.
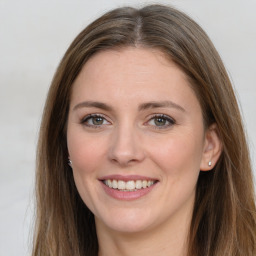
left=104, top=179, right=155, bottom=191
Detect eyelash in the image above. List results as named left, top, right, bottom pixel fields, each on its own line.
left=80, top=114, right=176, bottom=129
left=146, top=114, right=176, bottom=129
left=81, top=114, right=110, bottom=128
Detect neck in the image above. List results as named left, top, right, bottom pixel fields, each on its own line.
left=96, top=211, right=191, bottom=256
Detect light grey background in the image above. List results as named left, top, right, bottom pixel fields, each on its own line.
left=0, top=0, right=255, bottom=255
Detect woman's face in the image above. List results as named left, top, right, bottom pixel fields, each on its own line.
left=67, top=47, right=213, bottom=234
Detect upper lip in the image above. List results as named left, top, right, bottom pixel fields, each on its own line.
left=99, top=174, right=158, bottom=182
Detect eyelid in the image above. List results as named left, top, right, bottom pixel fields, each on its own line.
left=80, top=113, right=175, bottom=129
left=145, top=114, right=176, bottom=129
left=81, top=113, right=111, bottom=126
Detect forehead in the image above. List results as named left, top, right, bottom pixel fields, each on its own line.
left=70, top=47, right=200, bottom=113
left=80, top=47, right=181, bottom=77
left=73, top=47, right=188, bottom=90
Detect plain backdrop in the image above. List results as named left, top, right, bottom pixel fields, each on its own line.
left=0, top=0, right=255, bottom=255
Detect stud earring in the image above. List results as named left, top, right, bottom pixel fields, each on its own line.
left=68, top=159, right=72, bottom=167
left=208, top=161, right=212, bottom=167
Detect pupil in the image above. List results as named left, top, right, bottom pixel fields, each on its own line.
left=93, top=117, right=103, bottom=125
left=155, top=117, right=166, bottom=126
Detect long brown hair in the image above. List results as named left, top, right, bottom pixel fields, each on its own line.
left=32, top=4, right=256, bottom=256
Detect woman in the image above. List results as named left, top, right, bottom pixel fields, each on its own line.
left=32, top=4, right=256, bottom=256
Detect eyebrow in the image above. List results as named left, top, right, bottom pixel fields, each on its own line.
left=73, top=100, right=185, bottom=112
left=138, top=101, right=185, bottom=112
left=73, top=101, right=113, bottom=111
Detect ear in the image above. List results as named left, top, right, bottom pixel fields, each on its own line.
left=200, top=123, right=222, bottom=171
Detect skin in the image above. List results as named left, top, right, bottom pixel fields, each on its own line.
left=67, top=47, right=222, bottom=256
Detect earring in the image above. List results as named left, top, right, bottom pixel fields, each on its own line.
left=68, top=159, right=72, bottom=167
left=208, top=161, right=212, bottom=167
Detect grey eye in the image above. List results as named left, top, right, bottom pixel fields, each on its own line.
left=91, top=116, right=104, bottom=125
left=147, top=114, right=175, bottom=129
left=82, top=114, right=110, bottom=127
left=154, top=117, right=167, bottom=126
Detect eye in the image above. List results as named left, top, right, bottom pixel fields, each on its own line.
left=147, top=114, right=175, bottom=129
left=81, top=114, right=110, bottom=127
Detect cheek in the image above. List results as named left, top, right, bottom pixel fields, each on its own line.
left=147, top=131, right=204, bottom=176
left=67, top=129, right=107, bottom=210
left=67, top=129, right=107, bottom=174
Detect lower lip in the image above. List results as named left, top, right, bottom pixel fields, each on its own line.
left=101, top=182, right=157, bottom=201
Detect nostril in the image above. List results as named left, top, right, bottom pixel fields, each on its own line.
left=110, top=157, right=140, bottom=166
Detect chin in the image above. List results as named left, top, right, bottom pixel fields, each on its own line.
left=104, top=220, right=151, bottom=234
left=95, top=208, right=155, bottom=234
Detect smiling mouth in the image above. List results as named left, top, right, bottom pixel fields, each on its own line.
left=102, top=179, right=158, bottom=191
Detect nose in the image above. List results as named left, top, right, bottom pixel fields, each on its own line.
left=108, top=124, right=145, bottom=167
